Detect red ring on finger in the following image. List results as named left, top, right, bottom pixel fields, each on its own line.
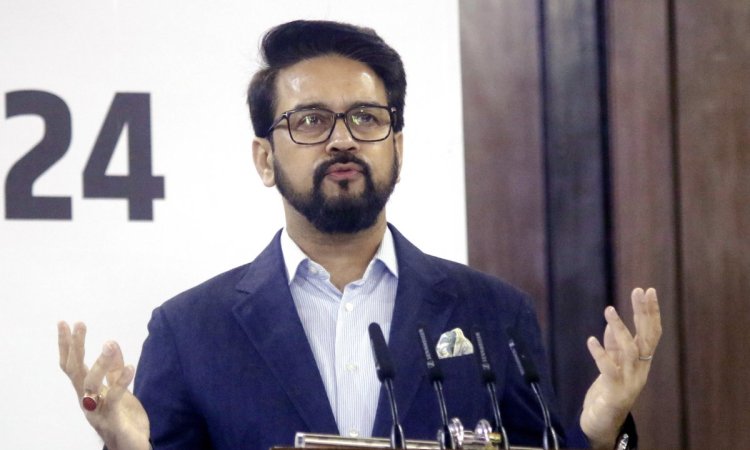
left=82, top=394, right=99, bottom=411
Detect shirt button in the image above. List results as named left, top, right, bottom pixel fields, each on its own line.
left=344, top=302, right=354, bottom=312
left=346, top=363, right=358, bottom=372
left=349, top=430, right=359, bottom=438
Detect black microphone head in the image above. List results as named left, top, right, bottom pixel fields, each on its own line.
left=369, top=322, right=396, bottom=381
left=417, top=326, right=444, bottom=383
left=506, top=327, right=540, bottom=384
left=471, top=325, right=496, bottom=384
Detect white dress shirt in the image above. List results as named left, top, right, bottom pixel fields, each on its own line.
left=280, top=228, right=399, bottom=439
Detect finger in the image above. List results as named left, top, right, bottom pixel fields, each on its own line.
left=103, top=364, right=136, bottom=406
left=83, top=341, right=123, bottom=399
left=69, top=322, right=87, bottom=366
left=105, top=341, right=126, bottom=386
left=645, top=288, right=662, bottom=339
left=601, top=322, right=629, bottom=368
left=632, top=287, right=661, bottom=323
left=58, top=321, right=72, bottom=372
left=631, top=287, right=648, bottom=324
left=603, top=306, right=639, bottom=361
left=602, top=320, right=618, bottom=351
left=586, top=336, right=619, bottom=379
left=632, top=287, right=662, bottom=355
left=67, top=322, right=89, bottom=394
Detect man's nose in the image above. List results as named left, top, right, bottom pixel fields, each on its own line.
left=326, top=117, right=357, bottom=152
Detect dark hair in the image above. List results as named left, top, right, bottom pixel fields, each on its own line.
left=247, top=20, right=406, bottom=137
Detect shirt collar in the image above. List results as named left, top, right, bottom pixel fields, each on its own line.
left=280, top=226, right=399, bottom=285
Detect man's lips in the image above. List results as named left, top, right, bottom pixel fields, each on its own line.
left=324, top=163, right=364, bottom=181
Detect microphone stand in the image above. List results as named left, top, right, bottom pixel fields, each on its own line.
left=417, top=326, right=454, bottom=449
left=471, top=326, right=510, bottom=450
left=383, top=377, right=406, bottom=449
left=369, top=323, right=406, bottom=449
left=507, top=328, right=559, bottom=450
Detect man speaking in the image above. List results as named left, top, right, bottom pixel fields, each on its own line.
left=58, top=20, right=661, bottom=450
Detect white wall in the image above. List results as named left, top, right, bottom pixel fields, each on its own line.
left=0, top=1, right=465, bottom=448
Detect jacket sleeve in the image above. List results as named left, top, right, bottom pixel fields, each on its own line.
left=134, top=307, right=213, bottom=450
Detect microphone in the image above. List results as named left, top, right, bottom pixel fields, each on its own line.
left=416, top=326, right=453, bottom=449
left=506, top=327, right=559, bottom=450
left=470, top=326, right=510, bottom=450
left=368, top=323, right=405, bottom=449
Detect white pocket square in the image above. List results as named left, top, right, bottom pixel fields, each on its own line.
left=436, top=327, right=474, bottom=358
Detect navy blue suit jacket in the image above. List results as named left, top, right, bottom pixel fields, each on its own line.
left=134, top=225, right=575, bottom=449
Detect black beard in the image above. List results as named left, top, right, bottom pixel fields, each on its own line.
left=274, top=151, right=398, bottom=234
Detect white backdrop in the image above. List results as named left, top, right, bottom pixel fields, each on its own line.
left=0, top=1, right=465, bottom=448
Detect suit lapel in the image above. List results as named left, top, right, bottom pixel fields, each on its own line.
left=231, top=232, right=339, bottom=435
left=372, top=225, right=460, bottom=437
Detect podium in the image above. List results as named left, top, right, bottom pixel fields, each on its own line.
left=283, top=432, right=543, bottom=450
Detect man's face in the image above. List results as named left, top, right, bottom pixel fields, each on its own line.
left=264, top=55, right=402, bottom=233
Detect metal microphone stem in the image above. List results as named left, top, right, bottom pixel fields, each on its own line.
left=432, top=381, right=453, bottom=449
left=485, top=382, right=510, bottom=450
left=384, top=378, right=406, bottom=449
left=433, top=381, right=449, bottom=427
left=529, top=382, right=558, bottom=450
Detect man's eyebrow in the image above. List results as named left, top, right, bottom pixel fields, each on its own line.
left=349, top=101, right=388, bottom=108
left=290, top=101, right=389, bottom=111
left=292, top=102, right=328, bottom=110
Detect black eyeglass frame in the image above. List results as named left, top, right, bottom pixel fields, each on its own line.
left=266, top=105, right=397, bottom=145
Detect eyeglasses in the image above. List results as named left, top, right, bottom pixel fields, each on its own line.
left=267, top=105, right=397, bottom=145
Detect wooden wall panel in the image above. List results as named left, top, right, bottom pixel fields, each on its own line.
left=607, top=2, right=683, bottom=448
left=540, top=0, right=608, bottom=425
left=461, top=1, right=749, bottom=448
left=675, top=1, right=750, bottom=448
left=460, top=1, right=549, bottom=324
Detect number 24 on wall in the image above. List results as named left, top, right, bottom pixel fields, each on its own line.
left=4, top=90, right=164, bottom=221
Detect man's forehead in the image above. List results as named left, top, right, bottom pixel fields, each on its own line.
left=273, top=55, right=388, bottom=112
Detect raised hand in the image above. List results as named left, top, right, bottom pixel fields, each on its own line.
left=58, top=321, right=151, bottom=450
left=580, top=288, right=662, bottom=449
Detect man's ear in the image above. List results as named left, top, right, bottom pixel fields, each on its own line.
left=394, top=131, right=404, bottom=183
left=252, top=137, right=276, bottom=187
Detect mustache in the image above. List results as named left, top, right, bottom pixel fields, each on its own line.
left=312, top=153, right=372, bottom=186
